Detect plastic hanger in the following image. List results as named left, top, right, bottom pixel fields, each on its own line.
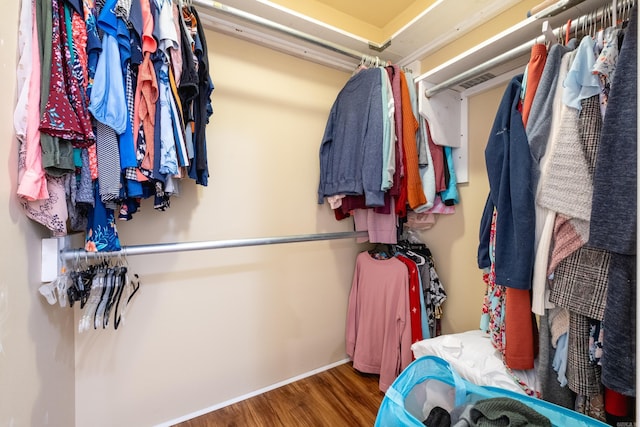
left=404, top=249, right=426, bottom=266
left=542, top=20, right=557, bottom=47
left=114, top=272, right=140, bottom=330
left=103, top=255, right=127, bottom=328
left=94, top=267, right=114, bottom=329
left=79, top=269, right=104, bottom=333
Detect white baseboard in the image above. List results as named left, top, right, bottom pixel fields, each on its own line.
left=155, top=358, right=351, bottom=427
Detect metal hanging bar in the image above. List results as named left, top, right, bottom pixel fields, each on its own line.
left=192, top=0, right=369, bottom=62
left=58, top=231, right=369, bottom=262
left=425, top=0, right=633, bottom=98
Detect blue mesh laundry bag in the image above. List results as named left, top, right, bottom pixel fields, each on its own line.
left=374, top=355, right=609, bottom=427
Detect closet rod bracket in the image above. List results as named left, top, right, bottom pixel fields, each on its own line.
left=41, top=233, right=85, bottom=282
left=41, top=236, right=69, bottom=282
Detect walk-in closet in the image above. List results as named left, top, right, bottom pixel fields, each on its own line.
left=2, top=0, right=636, bottom=425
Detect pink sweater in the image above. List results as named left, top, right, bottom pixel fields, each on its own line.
left=346, top=252, right=412, bottom=392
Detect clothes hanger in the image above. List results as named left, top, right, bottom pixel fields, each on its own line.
left=621, top=0, right=634, bottom=26
left=112, top=269, right=128, bottom=330
left=57, top=267, right=71, bottom=307
left=542, top=20, right=557, bottom=47
left=404, top=249, right=426, bottom=266
left=94, top=267, right=115, bottom=329
left=563, top=19, right=571, bottom=45
left=79, top=268, right=104, bottom=332
left=103, top=266, right=123, bottom=328
left=114, top=272, right=141, bottom=330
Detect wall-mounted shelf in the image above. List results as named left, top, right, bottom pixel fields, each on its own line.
left=414, top=0, right=624, bottom=184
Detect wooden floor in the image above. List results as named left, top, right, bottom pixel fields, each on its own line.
left=174, top=362, right=385, bottom=427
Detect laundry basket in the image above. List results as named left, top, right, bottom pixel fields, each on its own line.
left=374, top=355, right=609, bottom=427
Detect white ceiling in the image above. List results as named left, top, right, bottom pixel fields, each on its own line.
left=306, top=0, right=424, bottom=30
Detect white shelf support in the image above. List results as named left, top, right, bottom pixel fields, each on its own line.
left=41, top=236, right=70, bottom=282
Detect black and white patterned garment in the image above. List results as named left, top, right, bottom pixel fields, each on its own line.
left=397, top=243, right=447, bottom=339
left=95, top=121, right=122, bottom=203
left=424, top=252, right=446, bottom=338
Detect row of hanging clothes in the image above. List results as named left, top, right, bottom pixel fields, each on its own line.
left=317, top=56, right=459, bottom=245
left=14, top=0, right=214, bottom=252
left=39, top=255, right=141, bottom=331
left=346, top=231, right=446, bottom=393
left=478, top=1, right=636, bottom=422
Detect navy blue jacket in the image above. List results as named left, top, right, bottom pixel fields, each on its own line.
left=478, top=75, right=535, bottom=290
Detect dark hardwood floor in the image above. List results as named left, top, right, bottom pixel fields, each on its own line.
left=174, top=362, right=385, bottom=427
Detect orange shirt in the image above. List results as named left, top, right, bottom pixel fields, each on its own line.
left=399, top=72, right=426, bottom=209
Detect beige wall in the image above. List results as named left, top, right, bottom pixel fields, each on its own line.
left=1, top=2, right=518, bottom=425
left=74, top=30, right=362, bottom=426
left=0, top=1, right=76, bottom=426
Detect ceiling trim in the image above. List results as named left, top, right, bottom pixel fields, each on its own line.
left=195, top=0, right=530, bottom=71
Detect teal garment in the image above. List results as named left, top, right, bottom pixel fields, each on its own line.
left=73, top=148, right=82, bottom=177
left=440, top=146, right=459, bottom=204
left=417, top=268, right=430, bottom=339
left=64, top=4, right=74, bottom=62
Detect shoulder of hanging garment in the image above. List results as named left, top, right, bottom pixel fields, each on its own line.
left=502, top=74, right=524, bottom=113
left=341, top=68, right=382, bottom=95
left=352, top=67, right=381, bottom=80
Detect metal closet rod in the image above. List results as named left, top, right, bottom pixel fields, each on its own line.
left=60, top=231, right=369, bottom=261
left=192, top=0, right=385, bottom=64
left=425, top=0, right=632, bottom=98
